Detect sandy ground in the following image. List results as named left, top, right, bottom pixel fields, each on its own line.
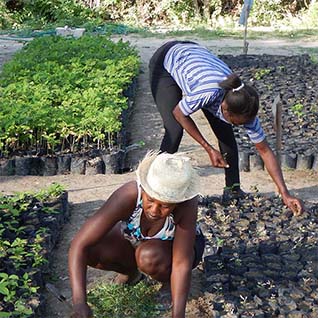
left=0, top=33, right=317, bottom=317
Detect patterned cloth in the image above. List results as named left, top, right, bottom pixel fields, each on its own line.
left=163, top=42, right=265, bottom=144
left=121, top=182, right=175, bottom=246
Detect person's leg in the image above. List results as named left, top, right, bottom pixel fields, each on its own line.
left=154, top=77, right=184, bottom=153
left=86, top=223, right=140, bottom=283
left=192, top=232, right=206, bottom=269
left=136, top=240, right=175, bottom=311
left=135, top=234, right=202, bottom=281
left=149, top=42, right=184, bottom=153
left=135, top=239, right=173, bottom=282
left=136, top=235, right=202, bottom=311
left=202, top=109, right=240, bottom=189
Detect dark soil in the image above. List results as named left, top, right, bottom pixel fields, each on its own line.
left=197, top=195, right=318, bottom=317
left=221, top=54, right=318, bottom=159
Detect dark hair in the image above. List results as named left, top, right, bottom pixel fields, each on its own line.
left=219, top=74, right=259, bottom=120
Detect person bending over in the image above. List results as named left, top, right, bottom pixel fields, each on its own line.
left=149, top=40, right=303, bottom=215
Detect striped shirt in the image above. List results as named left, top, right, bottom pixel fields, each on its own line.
left=163, top=43, right=265, bottom=144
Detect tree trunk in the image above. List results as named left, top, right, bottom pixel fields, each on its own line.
left=193, top=0, right=200, bottom=17
left=203, top=0, right=210, bottom=21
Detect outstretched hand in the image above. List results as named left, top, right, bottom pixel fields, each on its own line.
left=207, top=147, right=229, bottom=169
left=282, top=194, right=304, bottom=216
left=70, top=303, right=93, bottom=318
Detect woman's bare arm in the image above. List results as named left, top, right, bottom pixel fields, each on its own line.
left=170, top=196, right=198, bottom=318
left=68, top=181, right=137, bottom=306
left=173, top=105, right=228, bottom=168
left=256, top=140, right=303, bottom=215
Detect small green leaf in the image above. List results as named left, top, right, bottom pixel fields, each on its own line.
left=0, top=285, right=9, bottom=296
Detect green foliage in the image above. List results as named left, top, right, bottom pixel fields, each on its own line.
left=301, top=1, right=318, bottom=27
left=0, top=272, right=38, bottom=317
left=254, top=68, right=271, bottom=80
left=291, top=103, right=305, bottom=118
left=249, top=0, right=287, bottom=26
left=305, top=48, right=318, bottom=64
left=88, top=281, right=159, bottom=318
left=83, top=0, right=316, bottom=28
left=0, top=185, right=66, bottom=317
left=0, top=35, right=140, bottom=155
left=0, top=2, right=15, bottom=29
left=1, top=0, right=317, bottom=31
left=34, top=183, right=65, bottom=201
left=2, top=0, right=97, bottom=29
left=163, top=0, right=197, bottom=25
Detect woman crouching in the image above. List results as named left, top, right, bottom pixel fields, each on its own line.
left=68, top=151, right=205, bottom=318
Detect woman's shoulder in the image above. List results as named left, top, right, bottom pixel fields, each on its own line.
left=116, top=180, right=138, bottom=197
left=105, top=181, right=138, bottom=218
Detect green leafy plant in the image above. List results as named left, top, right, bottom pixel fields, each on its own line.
left=30, top=234, right=49, bottom=268
left=88, top=281, right=159, bottom=318
left=0, top=185, right=67, bottom=317
left=8, top=238, right=29, bottom=269
left=12, top=299, right=33, bottom=317
left=216, top=237, right=224, bottom=248
left=0, top=35, right=140, bottom=156
left=0, top=272, right=38, bottom=317
left=254, top=68, right=271, bottom=80
left=0, top=273, right=19, bottom=303
left=291, top=103, right=305, bottom=118
left=34, top=183, right=65, bottom=201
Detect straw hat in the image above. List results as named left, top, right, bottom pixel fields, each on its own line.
left=136, top=151, right=200, bottom=203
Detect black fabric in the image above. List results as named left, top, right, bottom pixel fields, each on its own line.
left=149, top=41, right=240, bottom=187
left=192, top=232, right=206, bottom=269
left=149, top=41, right=196, bottom=153
left=202, top=109, right=240, bottom=187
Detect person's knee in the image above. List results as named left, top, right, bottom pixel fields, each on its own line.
left=136, top=244, right=171, bottom=280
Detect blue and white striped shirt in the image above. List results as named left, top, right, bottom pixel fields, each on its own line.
left=163, top=43, right=265, bottom=144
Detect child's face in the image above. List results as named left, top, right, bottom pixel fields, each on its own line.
left=141, top=191, right=176, bottom=221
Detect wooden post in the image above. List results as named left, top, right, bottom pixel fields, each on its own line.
left=272, top=94, right=283, bottom=165
left=243, top=3, right=249, bottom=54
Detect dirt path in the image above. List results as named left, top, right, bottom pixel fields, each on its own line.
left=0, top=34, right=317, bottom=317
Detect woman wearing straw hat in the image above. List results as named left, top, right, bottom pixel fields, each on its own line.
left=68, top=152, right=205, bottom=318
left=149, top=40, right=303, bottom=215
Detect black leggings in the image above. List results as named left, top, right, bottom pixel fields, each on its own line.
left=149, top=41, right=240, bottom=188
left=192, top=232, right=206, bottom=269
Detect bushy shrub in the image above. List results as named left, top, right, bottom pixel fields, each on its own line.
left=248, top=0, right=287, bottom=26
left=2, top=0, right=96, bottom=29
left=301, top=1, right=318, bottom=27
left=1, top=0, right=317, bottom=29
left=0, top=2, right=15, bottom=29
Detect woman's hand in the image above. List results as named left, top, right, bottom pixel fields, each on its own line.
left=281, top=193, right=304, bottom=216
left=70, top=303, right=93, bottom=318
left=207, top=147, right=229, bottom=168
